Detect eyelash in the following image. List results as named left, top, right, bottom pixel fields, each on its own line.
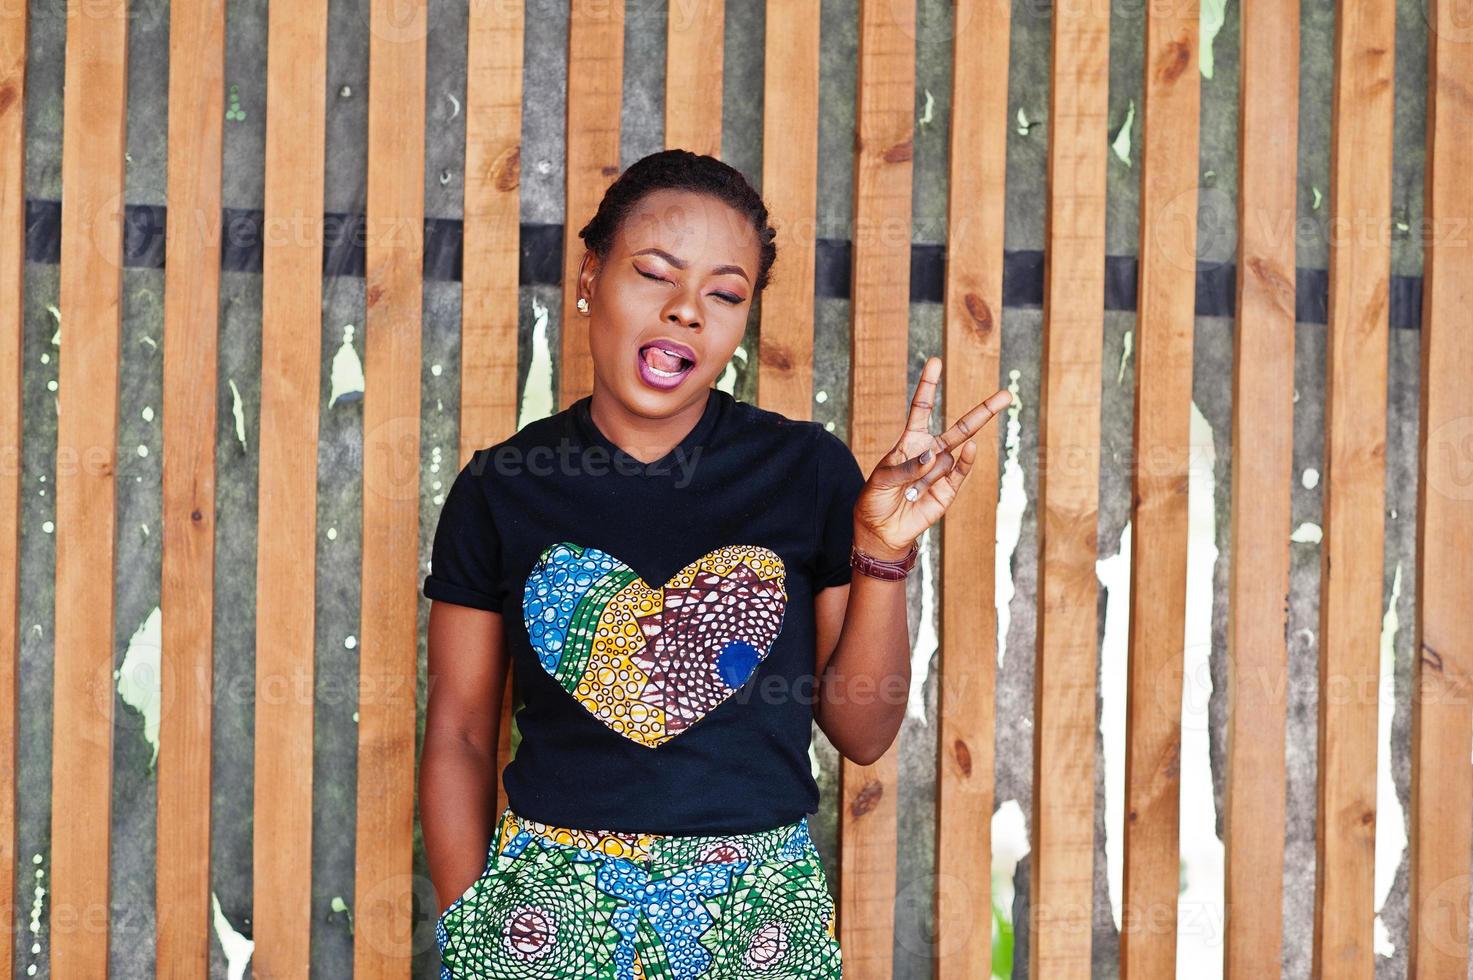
left=638, top=268, right=743, bottom=305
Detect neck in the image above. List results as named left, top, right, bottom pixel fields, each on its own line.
left=587, top=384, right=711, bottom=465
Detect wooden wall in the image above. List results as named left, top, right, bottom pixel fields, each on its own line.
left=0, top=0, right=1466, bottom=976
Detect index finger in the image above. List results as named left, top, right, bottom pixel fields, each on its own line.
left=900, top=357, right=942, bottom=442
left=933, top=388, right=1012, bottom=454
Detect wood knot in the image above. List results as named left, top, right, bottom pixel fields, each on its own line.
left=758, top=340, right=793, bottom=372
left=883, top=138, right=913, bottom=164
left=849, top=780, right=884, bottom=817
left=1157, top=39, right=1191, bottom=84
left=1246, top=256, right=1295, bottom=316
left=493, top=144, right=521, bottom=193
left=962, top=293, right=994, bottom=338
left=953, top=738, right=972, bottom=777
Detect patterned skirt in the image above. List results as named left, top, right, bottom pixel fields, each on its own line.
left=435, top=806, right=843, bottom=979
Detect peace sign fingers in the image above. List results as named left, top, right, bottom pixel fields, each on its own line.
left=886, top=356, right=943, bottom=459
left=904, top=355, right=944, bottom=434
left=932, top=386, right=1012, bottom=458
left=895, top=437, right=978, bottom=527
left=855, top=358, right=1007, bottom=549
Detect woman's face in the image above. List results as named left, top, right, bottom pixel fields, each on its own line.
left=579, top=188, right=760, bottom=417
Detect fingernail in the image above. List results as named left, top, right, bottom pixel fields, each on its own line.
left=918, top=449, right=932, bottom=464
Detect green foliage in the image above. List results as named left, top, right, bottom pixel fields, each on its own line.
left=991, top=899, right=1014, bottom=978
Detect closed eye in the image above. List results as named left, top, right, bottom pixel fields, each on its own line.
left=638, top=268, right=744, bottom=306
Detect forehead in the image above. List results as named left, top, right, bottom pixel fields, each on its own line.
left=616, top=188, right=759, bottom=266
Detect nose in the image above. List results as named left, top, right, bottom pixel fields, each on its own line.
left=662, top=289, right=701, bottom=330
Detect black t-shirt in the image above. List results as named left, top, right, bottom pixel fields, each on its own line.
left=422, top=386, right=867, bottom=834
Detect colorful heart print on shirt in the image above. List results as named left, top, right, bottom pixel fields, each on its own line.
left=522, top=543, right=788, bottom=747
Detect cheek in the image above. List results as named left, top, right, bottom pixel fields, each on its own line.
left=695, top=338, right=744, bottom=380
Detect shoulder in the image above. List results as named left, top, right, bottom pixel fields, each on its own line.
left=718, top=394, right=866, bottom=473
left=720, top=396, right=865, bottom=495
left=809, top=422, right=858, bottom=462
left=500, top=407, right=576, bottom=453
left=721, top=393, right=830, bottom=447
left=456, top=407, right=579, bottom=482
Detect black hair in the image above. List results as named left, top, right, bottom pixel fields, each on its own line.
left=576, top=149, right=779, bottom=294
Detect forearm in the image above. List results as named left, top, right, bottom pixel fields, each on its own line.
left=419, top=731, right=499, bottom=911
left=815, top=524, right=912, bottom=765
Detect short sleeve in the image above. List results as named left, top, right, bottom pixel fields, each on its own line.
left=423, top=449, right=504, bottom=612
left=812, top=427, right=867, bottom=591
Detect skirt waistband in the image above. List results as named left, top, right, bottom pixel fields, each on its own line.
left=491, top=806, right=816, bottom=870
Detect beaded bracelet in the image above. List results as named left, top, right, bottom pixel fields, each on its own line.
left=849, top=540, right=920, bottom=581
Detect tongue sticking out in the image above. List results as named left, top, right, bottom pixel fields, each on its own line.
left=643, top=346, right=689, bottom=373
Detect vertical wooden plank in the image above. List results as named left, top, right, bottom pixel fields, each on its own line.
left=1121, top=0, right=1199, bottom=975
left=1029, top=0, right=1108, bottom=972
left=560, top=0, right=625, bottom=406
left=157, top=0, right=226, bottom=975
left=936, top=0, right=1010, bottom=976
left=1313, top=0, right=1394, bottom=974
left=1222, top=0, right=1297, bottom=976
left=840, top=0, right=914, bottom=975
left=354, top=1, right=427, bottom=974
left=460, top=0, right=526, bottom=463
left=49, top=1, right=128, bottom=974
left=254, top=0, right=329, bottom=972
left=462, top=0, right=525, bottom=820
left=757, top=0, right=820, bottom=422
left=0, top=3, right=26, bottom=977
left=665, top=0, right=724, bottom=157
left=1408, top=0, right=1473, bottom=974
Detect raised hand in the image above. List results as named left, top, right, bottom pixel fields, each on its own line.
left=852, top=356, right=1012, bottom=560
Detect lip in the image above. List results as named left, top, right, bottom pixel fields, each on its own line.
left=639, top=338, right=698, bottom=366
left=635, top=338, right=698, bottom=391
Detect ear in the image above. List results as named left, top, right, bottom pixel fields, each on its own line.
left=577, top=250, right=600, bottom=302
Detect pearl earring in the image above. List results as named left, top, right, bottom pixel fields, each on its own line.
left=577, top=297, right=589, bottom=315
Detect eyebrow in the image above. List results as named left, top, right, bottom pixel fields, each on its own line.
left=632, top=247, right=750, bottom=285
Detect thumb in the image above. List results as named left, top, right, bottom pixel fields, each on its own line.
left=872, top=446, right=940, bottom=489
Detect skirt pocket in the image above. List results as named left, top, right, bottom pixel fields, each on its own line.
left=436, top=813, right=517, bottom=952
left=436, top=849, right=498, bottom=942
left=435, top=869, right=483, bottom=931
left=438, top=842, right=627, bottom=978
left=697, top=852, right=844, bottom=978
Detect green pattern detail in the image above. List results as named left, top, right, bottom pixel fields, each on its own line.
left=696, top=857, right=839, bottom=977
left=437, top=810, right=842, bottom=979
left=633, top=913, right=677, bottom=978
left=552, top=567, right=636, bottom=690
left=439, top=846, right=624, bottom=978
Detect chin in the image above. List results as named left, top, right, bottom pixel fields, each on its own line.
left=625, top=377, right=711, bottom=414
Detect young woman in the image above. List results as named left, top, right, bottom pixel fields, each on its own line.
left=419, top=149, right=1010, bottom=979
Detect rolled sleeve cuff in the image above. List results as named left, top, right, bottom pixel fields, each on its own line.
left=423, top=576, right=502, bottom=612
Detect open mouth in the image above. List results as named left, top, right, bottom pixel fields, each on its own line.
left=640, top=344, right=696, bottom=378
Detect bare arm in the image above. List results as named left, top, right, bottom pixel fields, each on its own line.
left=420, top=600, right=508, bottom=916
left=812, top=356, right=1010, bottom=765
left=812, top=527, right=912, bottom=765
